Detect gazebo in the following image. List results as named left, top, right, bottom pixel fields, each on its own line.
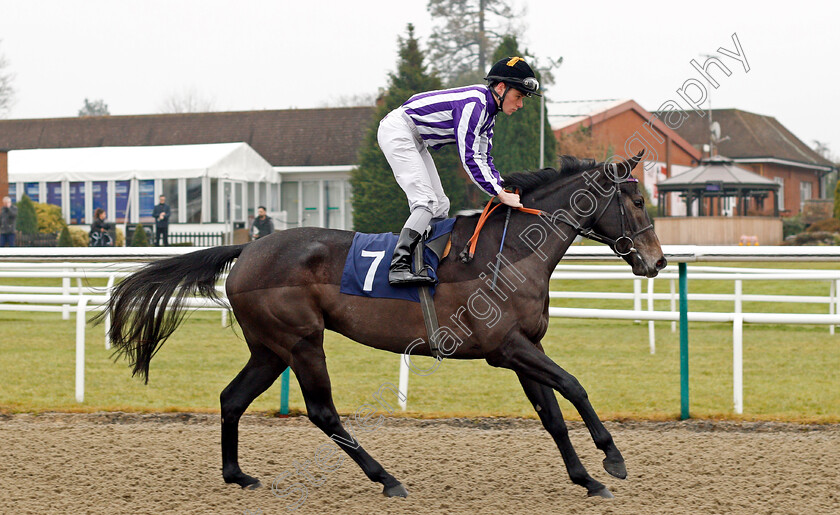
left=656, top=156, right=781, bottom=217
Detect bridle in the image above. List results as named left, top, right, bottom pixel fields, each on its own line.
left=554, top=169, right=654, bottom=257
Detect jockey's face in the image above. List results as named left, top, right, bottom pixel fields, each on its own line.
left=493, top=83, right=526, bottom=115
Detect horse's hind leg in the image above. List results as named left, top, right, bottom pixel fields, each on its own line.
left=221, top=344, right=286, bottom=489
left=487, top=334, right=626, bottom=485
left=291, top=331, right=407, bottom=498
left=517, top=373, right=613, bottom=498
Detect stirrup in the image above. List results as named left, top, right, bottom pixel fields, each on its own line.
left=389, top=266, right=436, bottom=286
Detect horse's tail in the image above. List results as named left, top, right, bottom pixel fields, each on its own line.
left=96, top=244, right=247, bottom=383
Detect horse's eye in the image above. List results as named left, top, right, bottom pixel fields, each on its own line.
left=634, top=199, right=644, bottom=208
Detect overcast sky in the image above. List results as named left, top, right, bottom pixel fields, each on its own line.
left=1, top=0, right=838, bottom=160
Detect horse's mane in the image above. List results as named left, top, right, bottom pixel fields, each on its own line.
left=502, top=155, right=599, bottom=194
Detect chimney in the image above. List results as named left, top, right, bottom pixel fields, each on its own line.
left=0, top=149, right=7, bottom=199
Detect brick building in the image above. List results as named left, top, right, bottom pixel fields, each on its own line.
left=657, top=108, right=835, bottom=216
left=552, top=99, right=701, bottom=210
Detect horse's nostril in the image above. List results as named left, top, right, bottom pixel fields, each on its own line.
left=655, top=257, right=667, bottom=270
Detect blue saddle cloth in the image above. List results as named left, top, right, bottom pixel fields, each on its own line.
left=340, top=218, right=456, bottom=303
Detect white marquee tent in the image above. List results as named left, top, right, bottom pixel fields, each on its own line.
left=7, top=142, right=279, bottom=226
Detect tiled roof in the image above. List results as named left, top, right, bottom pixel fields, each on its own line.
left=0, top=107, right=377, bottom=167
left=657, top=108, right=834, bottom=170
left=551, top=99, right=702, bottom=161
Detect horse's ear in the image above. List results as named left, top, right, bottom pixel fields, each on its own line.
left=628, top=149, right=645, bottom=171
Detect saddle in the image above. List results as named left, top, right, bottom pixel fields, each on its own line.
left=339, top=218, right=454, bottom=303
left=339, top=219, right=455, bottom=359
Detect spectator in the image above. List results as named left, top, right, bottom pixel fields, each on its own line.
left=250, top=206, right=275, bottom=240
left=89, top=208, right=114, bottom=247
left=0, top=196, right=17, bottom=247
left=152, top=195, right=171, bottom=246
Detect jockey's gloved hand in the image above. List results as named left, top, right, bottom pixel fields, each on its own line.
left=497, top=189, right=522, bottom=208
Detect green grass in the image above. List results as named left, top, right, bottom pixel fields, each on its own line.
left=0, top=262, right=838, bottom=422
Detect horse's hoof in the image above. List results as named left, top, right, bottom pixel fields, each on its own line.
left=383, top=483, right=408, bottom=498
left=588, top=486, right=614, bottom=499
left=224, top=471, right=261, bottom=490
left=603, top=457, right=627, bottom=479
left=243, top=480, right=262, bottom=490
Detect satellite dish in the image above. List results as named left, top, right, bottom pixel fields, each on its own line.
left=711, top=121, right=721, bottom=141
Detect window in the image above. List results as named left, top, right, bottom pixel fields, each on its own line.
left=344, top=180, right=353, bottom=230
left=259, top=182, right=267, bottom=211
left=270, top=183, right=279, bottom=211
left=69, top=182, right=85, bottom=224
left=301, top=181, right=320, bottom=227
left=774, top=177, right=784, bottom=211
left=186, top=177, right=202, bottom=223
left=800, top=181, right=812, bottom=211
left=162, top=179, right=179, bottom=222
left=234, top=182, right=243, bottom=221
left=24, top=182, right=39, bottom=202
left=248, top=182, right=256, bottom=218
left=281, top=181, right=299, bottom=227
left=324, top=180, right=342, bottom=229
left=8, top=183, right=16, bottom=203
left=138, top=179, right=156, bottom=222
left=46, top=182, right=62, bottom=207
left=92, top=181, right=108, bottom=214
left=115, top=181, right=130, bottom=223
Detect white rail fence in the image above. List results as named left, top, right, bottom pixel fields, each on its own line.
left=0, top=260, right=228, bottom=402
left=3, top=246, right=840, bottom=414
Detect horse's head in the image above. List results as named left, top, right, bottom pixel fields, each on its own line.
left=586, top=152, right=667, bottom=277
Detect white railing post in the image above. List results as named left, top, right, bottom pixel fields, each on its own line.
left=398, top=355, right=409, bottom=411
left=733, top=279, right=743, bottom=414
left=76, top=296, right=90, bottom=403
left=733, top=313, right=743, bottom=414
left=62, top=268, right=70, bottom=320
left=221, top=307, right=228, bottom=327
left=647, top=278, right=655, bottom=354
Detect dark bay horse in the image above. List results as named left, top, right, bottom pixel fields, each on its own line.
left=101, top=152, right=666, bottom=499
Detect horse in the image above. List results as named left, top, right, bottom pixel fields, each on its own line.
left=100, top=152, right=666, bottom=500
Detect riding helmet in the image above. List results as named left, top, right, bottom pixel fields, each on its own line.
left=485, top=56, right=542, bottom=97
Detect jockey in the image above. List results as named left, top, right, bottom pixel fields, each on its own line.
left=379, top=56, right=541, bottom=286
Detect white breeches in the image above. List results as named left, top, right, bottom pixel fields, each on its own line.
left=378, top=108, right=451, bottom=220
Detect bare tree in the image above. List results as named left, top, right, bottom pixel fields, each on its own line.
left=812, top=140, right=834, bottom=161
left=426, top=0, right=525, bottom=85
left=319, top=91, right=380, bottom=108
left=158, top=87, right=216, bottom=113
left=78, top=98, right=110, bottom=117
left=0, top=40, right=16, bottom=118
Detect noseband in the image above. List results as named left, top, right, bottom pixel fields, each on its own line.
left=557, top=173, right=654, bottom=257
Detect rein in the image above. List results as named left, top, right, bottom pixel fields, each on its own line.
left=459, top=189, right=543, bottom=263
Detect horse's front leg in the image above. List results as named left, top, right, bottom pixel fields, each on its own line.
left=486, top=334, right=627, bottom=483
left=516, top=371, right=614, bottom=498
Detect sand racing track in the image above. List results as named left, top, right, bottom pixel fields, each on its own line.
left=0, top=412, right=837, bottom=514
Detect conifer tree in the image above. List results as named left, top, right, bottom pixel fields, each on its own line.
left=15, top=195, right=38, bottom=234
left=490, top=36, right=557, bottom=174
left=834, top=179, right=840, bottom=220
left=131, top=224, right=149, bottom=247
left=351, top=24, right=466, bottom=233
left=57, top=226, right=73, bottom=247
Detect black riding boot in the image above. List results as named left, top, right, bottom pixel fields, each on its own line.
left=389, top=228, right=436, bottom=286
